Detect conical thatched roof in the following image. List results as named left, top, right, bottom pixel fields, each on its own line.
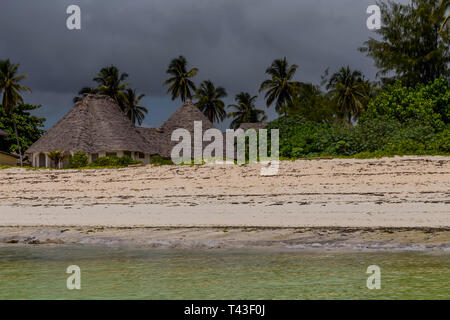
left=142, top=100, right=220, bottom=158
left=26, top=94, right=150, bottom=154
left=136, top=127, right=164, bottom=156
left=0, top=129, right=9, bottom=137
left=162, top=100, right=216, bottom=133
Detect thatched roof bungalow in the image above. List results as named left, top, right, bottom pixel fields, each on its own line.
left=26, top=95, right=229, bottom=168
left=138, top=100, right=219, bottom=159
left=26, top=94, right=153, bottom=168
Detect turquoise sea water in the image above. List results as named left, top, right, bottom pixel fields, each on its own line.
left=0, top=246, right=448, bottom=299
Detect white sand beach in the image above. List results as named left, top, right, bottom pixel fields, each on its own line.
left=0, top=156, right=449, bottom=248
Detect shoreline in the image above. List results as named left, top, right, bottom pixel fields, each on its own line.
left=1, top=226, right=449, bottom=252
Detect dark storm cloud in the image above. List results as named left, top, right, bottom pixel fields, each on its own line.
left=0, top=0, right=379, bottom=129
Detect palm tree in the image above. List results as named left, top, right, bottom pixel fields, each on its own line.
left=123, top=89, right=148, bottom=125
left=227, top=92, right=267, bottom=129
left=259, top=57, right=301, bottom=115
left=439, top=0, right=449, bottom=33
left=195, top=80, right=227, bottom=123
left=163, top=56, right=198, bottom=102
left=73, top=86, right=98, bottom=103
left=442, top=15, right=450, bottom=32
left=0, top=59, right=31, bottom=166
left=326, top=66, right=371, bottom=124
left=93, top=65, right=129, bottom=108
left=47, top=150, right=65, bottom=169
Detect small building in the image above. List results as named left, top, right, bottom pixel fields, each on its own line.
left=25, top=94, right=154, bottom=168
left=0, top=129, right=19, bottom=166
left=138, top=100, right=219, bottom=159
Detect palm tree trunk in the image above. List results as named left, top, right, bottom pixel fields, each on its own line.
left=12, top=115, right=23, bottom=166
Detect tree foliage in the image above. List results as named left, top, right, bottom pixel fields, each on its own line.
left=363, top=77, right=450, bottom=128
left=259, top=57, right=301, bottom=115
left=123, top=89, right=148, bottom=125
left=227, top=92, right=267, bottom=129
left=266, top=77, right=450, bottom=158
left=360, top=0, right=450, bottom=86
left=326, top=66, right=373, bottom=124
left=286, top=83, right=336, bottom=124
left=0, top=103, right=45, bottom=154
left=195, top=80, right=227, bottom=123
left=0, top=59, right=32, bottom=163
left=163, top=56, right=198, bottom=102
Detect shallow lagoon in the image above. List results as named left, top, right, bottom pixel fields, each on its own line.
left=0, top=246, right=448, bottom=299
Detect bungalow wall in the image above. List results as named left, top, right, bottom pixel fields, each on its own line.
left=0, top=153, right=18, bottom=166
left=29, top=150, right=151, bottom=168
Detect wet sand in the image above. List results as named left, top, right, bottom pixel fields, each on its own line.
left=0, top=226, right=449, bottom=251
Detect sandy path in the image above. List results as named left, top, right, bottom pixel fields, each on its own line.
left=0, top=156, right=449, bottom=228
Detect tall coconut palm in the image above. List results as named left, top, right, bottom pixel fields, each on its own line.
left=195, top=80, right=227, bottom=123
left=0, top=59, right=31, bottom=166
left=259, top=57, right=301, bottom=115
left=123, top=89, right=148, bottom=126
left=227, top=92, right=267, bottom=129
left=93, top=65, right=129, bottom=108
left=326, top=66, right=371, bottom=124
left=163, top=56, right=198, bottom=102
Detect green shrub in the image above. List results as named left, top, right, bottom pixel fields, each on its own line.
left=363, top=77, right=449, bottom=128
left=266, top=116, right=449, bottom=159
left=150, top=155, right=174, bottom=166
left=69, top=151, right=88, bottom=168
left=88, top=155, right=140, bottom=167
left=266, top=116, right=332, bottom=158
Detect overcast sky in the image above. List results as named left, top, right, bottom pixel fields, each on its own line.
left=0, top=0, right=382, bottom=130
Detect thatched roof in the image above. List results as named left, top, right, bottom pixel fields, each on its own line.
left=26, top=94, right=151, bottom=154
left=0, top=129, right=9, bottom=137
left=0, top=151, right=19, bottom=158
left=155, top=100, right=220, bottom=158
left=239, top=122, right=268, bottom=131
left=136, top=127, right=164, bottom=156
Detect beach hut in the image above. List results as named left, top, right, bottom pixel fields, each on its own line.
left=0, top=129, right=19, bottom=165
left=138, top=100, right=220, bottom=159
left=25, top=94, right=154, bottom=168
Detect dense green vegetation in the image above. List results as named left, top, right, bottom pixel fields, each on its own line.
left=150, top=155, right=175, bottom=166
left=262, top=0, right=450, bottom=159
left=0, top=103, right=45, bottom=156
left=68, top=151, right=89, bottom=168
left=227, top=92, right=267, bottom=129
left=267, top=78, right=450, bottom=158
